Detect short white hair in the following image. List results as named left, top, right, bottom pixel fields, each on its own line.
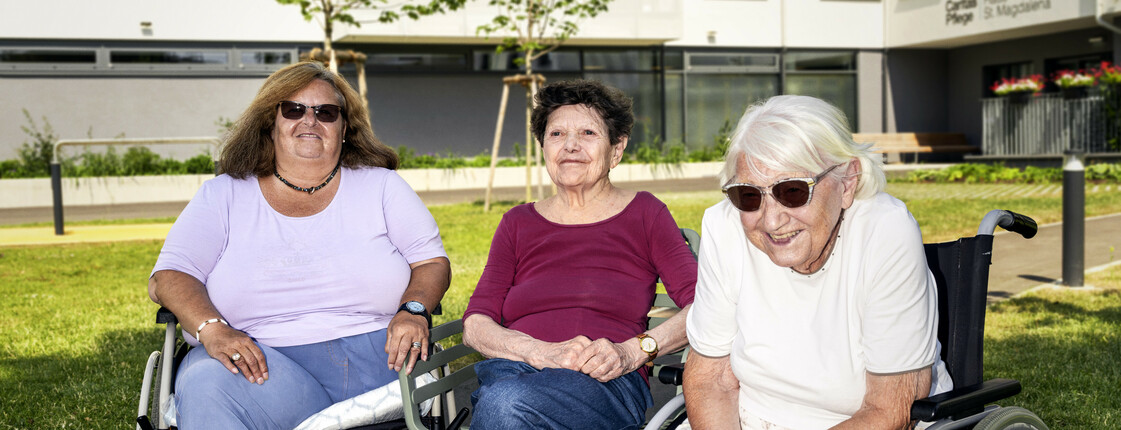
left=720, top=95, right=885, bottom=200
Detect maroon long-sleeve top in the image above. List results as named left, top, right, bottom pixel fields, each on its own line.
left=464, top=192, right=698, bottom=376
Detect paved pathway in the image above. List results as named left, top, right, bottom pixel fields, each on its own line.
left=3, top=178, right=1119, bottom=301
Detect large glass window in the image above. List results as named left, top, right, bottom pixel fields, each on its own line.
left=111, top=51, right=228, bottom=64
left=240, top=51, right=293, bottom=66
left=586, top=73, right=663, bottom=148
left=784, top=75, right=856, bottom=126
left=369, top=53, right=467, bottom=71
left=584, top=50, right=659, bottom=71
left=783, top=52, right=855, bottom=71
left=686, top=74, right=778, bottom=149
left=0, top=49, right=95, bottom=63
left=665, top=73, right=684, bottom=144
left=783, top=51, right=857, bottom=128
left=473, top=50, right=580, bottom=72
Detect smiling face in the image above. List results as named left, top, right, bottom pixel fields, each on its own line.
left=733, top=155, right=858, bottom=274
left=541, top=104, right=627, bottom=190
left=270, top=79, right=346, bottom=167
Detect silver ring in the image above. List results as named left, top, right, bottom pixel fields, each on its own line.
left=231, top=352, right=242, bottom=362
left=411, top=341, right=422, bottom=349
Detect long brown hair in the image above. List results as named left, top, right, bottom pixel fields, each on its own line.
left=219, top=61, right=398, bottom=178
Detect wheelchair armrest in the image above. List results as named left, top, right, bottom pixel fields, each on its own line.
left=156, top=307, right=177, bottom=325
left=910, top=378, right=1021, bottom=422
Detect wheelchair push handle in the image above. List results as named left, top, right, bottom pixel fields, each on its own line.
left=978, top=210, right=1037, bottom=239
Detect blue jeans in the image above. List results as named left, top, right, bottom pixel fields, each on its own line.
left=174, top=329, right=398, bottom=430
left=470, top=358, right=653, bottom=430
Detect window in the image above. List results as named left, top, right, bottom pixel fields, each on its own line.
left=472, top=50, right=580, bottom=72
left=0, top=45, right=295, bottom=75
left=370, top=53, right=467, bottom=71
left=783, top=52, right=855, bottom=72
left=240, top=51, right=293, bottom=66
left=0, top=49, right=95, bottom=63
left=687, top=53, right=779, bottom=73
left=110, top=51, right=228, bottom=64
left=783, top=51, right=857, bottom=128
left=584, top=50, right=659, bottom=71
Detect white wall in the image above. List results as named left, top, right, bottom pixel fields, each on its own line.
left=1, top=0, right=683, bottom=45
left=1, top=0, right=320, bottom=42
left=669, top=0, right=883, bottom=48
left=886, top=0, right=1096, bottom=48
left=342, top=0, right=684, bottom=44
left=0, top=76, right=261, bottom=159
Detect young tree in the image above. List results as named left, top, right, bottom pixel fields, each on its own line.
left=477, top=0, right=613, bottom=206
left=277, top=0, right=467, bottom=72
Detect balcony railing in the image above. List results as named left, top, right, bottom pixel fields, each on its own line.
left=981, top=92, right=1121, bottom=156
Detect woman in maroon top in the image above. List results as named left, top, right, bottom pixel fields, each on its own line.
left=462, top=80, right=698, bottom=429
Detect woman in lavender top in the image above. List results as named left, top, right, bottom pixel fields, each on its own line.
left=148, top=61, right=450, bottom=429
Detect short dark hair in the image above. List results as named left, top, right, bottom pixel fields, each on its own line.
left=219, top=61, right=398, bottom=178
left=531, top=80, right=634, bottom=146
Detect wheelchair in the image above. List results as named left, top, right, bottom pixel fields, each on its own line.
left=136, top=229, right=700, bottom=430
left=139, top=209, right=1048, bottom=429
left=395, top=210, right=1049, bottom=430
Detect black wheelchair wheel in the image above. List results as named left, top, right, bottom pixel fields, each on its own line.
left=974, top=406, right=1049, bottom=430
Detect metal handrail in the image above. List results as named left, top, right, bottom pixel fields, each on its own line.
left=49, top=137, right=220, bottom=235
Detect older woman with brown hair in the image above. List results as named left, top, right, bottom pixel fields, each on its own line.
left=148, top=61, right=450, bottom=429
left=462, top=80, right=698, bottom=429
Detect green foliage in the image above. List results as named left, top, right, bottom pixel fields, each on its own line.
left=395, top=146, right=521, bottom=169
left=476, top=0, right=612, bottom=66
left=900, top=163, right=1121, bottom=184
left=13, top=109, right=60, bottom=178
left=276, top=0, right=467, bottom=33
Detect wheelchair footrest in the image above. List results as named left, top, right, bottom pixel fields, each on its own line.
left=911, top=378, right=1022, bottom=422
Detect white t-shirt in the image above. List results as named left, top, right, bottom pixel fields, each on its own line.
left=686, top=192, right=953, bottom=429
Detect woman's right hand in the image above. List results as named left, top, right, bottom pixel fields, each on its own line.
left=526, top=335, right=593, bottom=371
left=200, top=322, right=269, bottom=384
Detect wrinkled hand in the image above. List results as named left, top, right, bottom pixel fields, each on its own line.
left=576, top=338, right=645, bottom=382
left=201, top=324, right=268, bottom=385
left=526, top=336, right=593, bottom=371
left=386, top=312, right=429, bottom=374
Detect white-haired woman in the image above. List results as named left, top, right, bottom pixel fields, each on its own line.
left=683, top=95, right=953, bottom=429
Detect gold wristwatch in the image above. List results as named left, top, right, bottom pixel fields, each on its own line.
left=636, top=333, right=659, bottom=363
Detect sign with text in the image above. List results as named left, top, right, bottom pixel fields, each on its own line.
left=888, top=0, right=1086, bottom=47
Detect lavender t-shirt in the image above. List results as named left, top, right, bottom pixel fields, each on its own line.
left=152, top=167, right=447, bottom=347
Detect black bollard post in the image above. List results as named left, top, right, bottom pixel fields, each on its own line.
left=1062, top=150, right=1085, bottom=287
left=50, top=162, right=64, bottom=236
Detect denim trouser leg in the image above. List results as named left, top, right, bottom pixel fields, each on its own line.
left=174, top=329, right=398, bottom=430
left=174, top=343, right=333, bottom=430
left=470, top=358, right=653, bottom=430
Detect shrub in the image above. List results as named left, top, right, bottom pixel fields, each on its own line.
left=900, top=163, right=1121, bottom=184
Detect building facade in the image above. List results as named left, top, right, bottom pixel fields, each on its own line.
left=2, top=0, right=1119, bottom=160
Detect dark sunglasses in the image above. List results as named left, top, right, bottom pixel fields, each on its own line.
left=722, top=164, right=841, bottom=212
left=277, top=101, right=343, bottom=123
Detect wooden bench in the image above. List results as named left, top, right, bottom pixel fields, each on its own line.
left=852, top=133, right=979, bottom=163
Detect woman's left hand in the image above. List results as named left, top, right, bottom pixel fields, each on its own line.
left=575, top=338, right=646, bottom=382
left=387, top=312, right=429, bottom=374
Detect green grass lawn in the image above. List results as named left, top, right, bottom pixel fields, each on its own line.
left=1, top=183, right=1120, bottom=428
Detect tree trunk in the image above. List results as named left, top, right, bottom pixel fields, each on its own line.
left=322, top=2, right=338, bottom=73
left=524, top=49, right=535, bottom=203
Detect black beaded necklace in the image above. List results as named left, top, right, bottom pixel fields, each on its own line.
left=274, top=162, right=340, bottom=195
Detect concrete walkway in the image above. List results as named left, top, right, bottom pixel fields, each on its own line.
left=2, top=177, right=1118, bottom=302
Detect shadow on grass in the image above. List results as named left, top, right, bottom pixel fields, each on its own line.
left=0, top=327, right=164, bottom=429
left=984, top=292, right=1121, bottom=428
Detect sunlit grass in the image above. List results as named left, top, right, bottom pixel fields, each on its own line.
left=2, top=183, right=1120, bottom=427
